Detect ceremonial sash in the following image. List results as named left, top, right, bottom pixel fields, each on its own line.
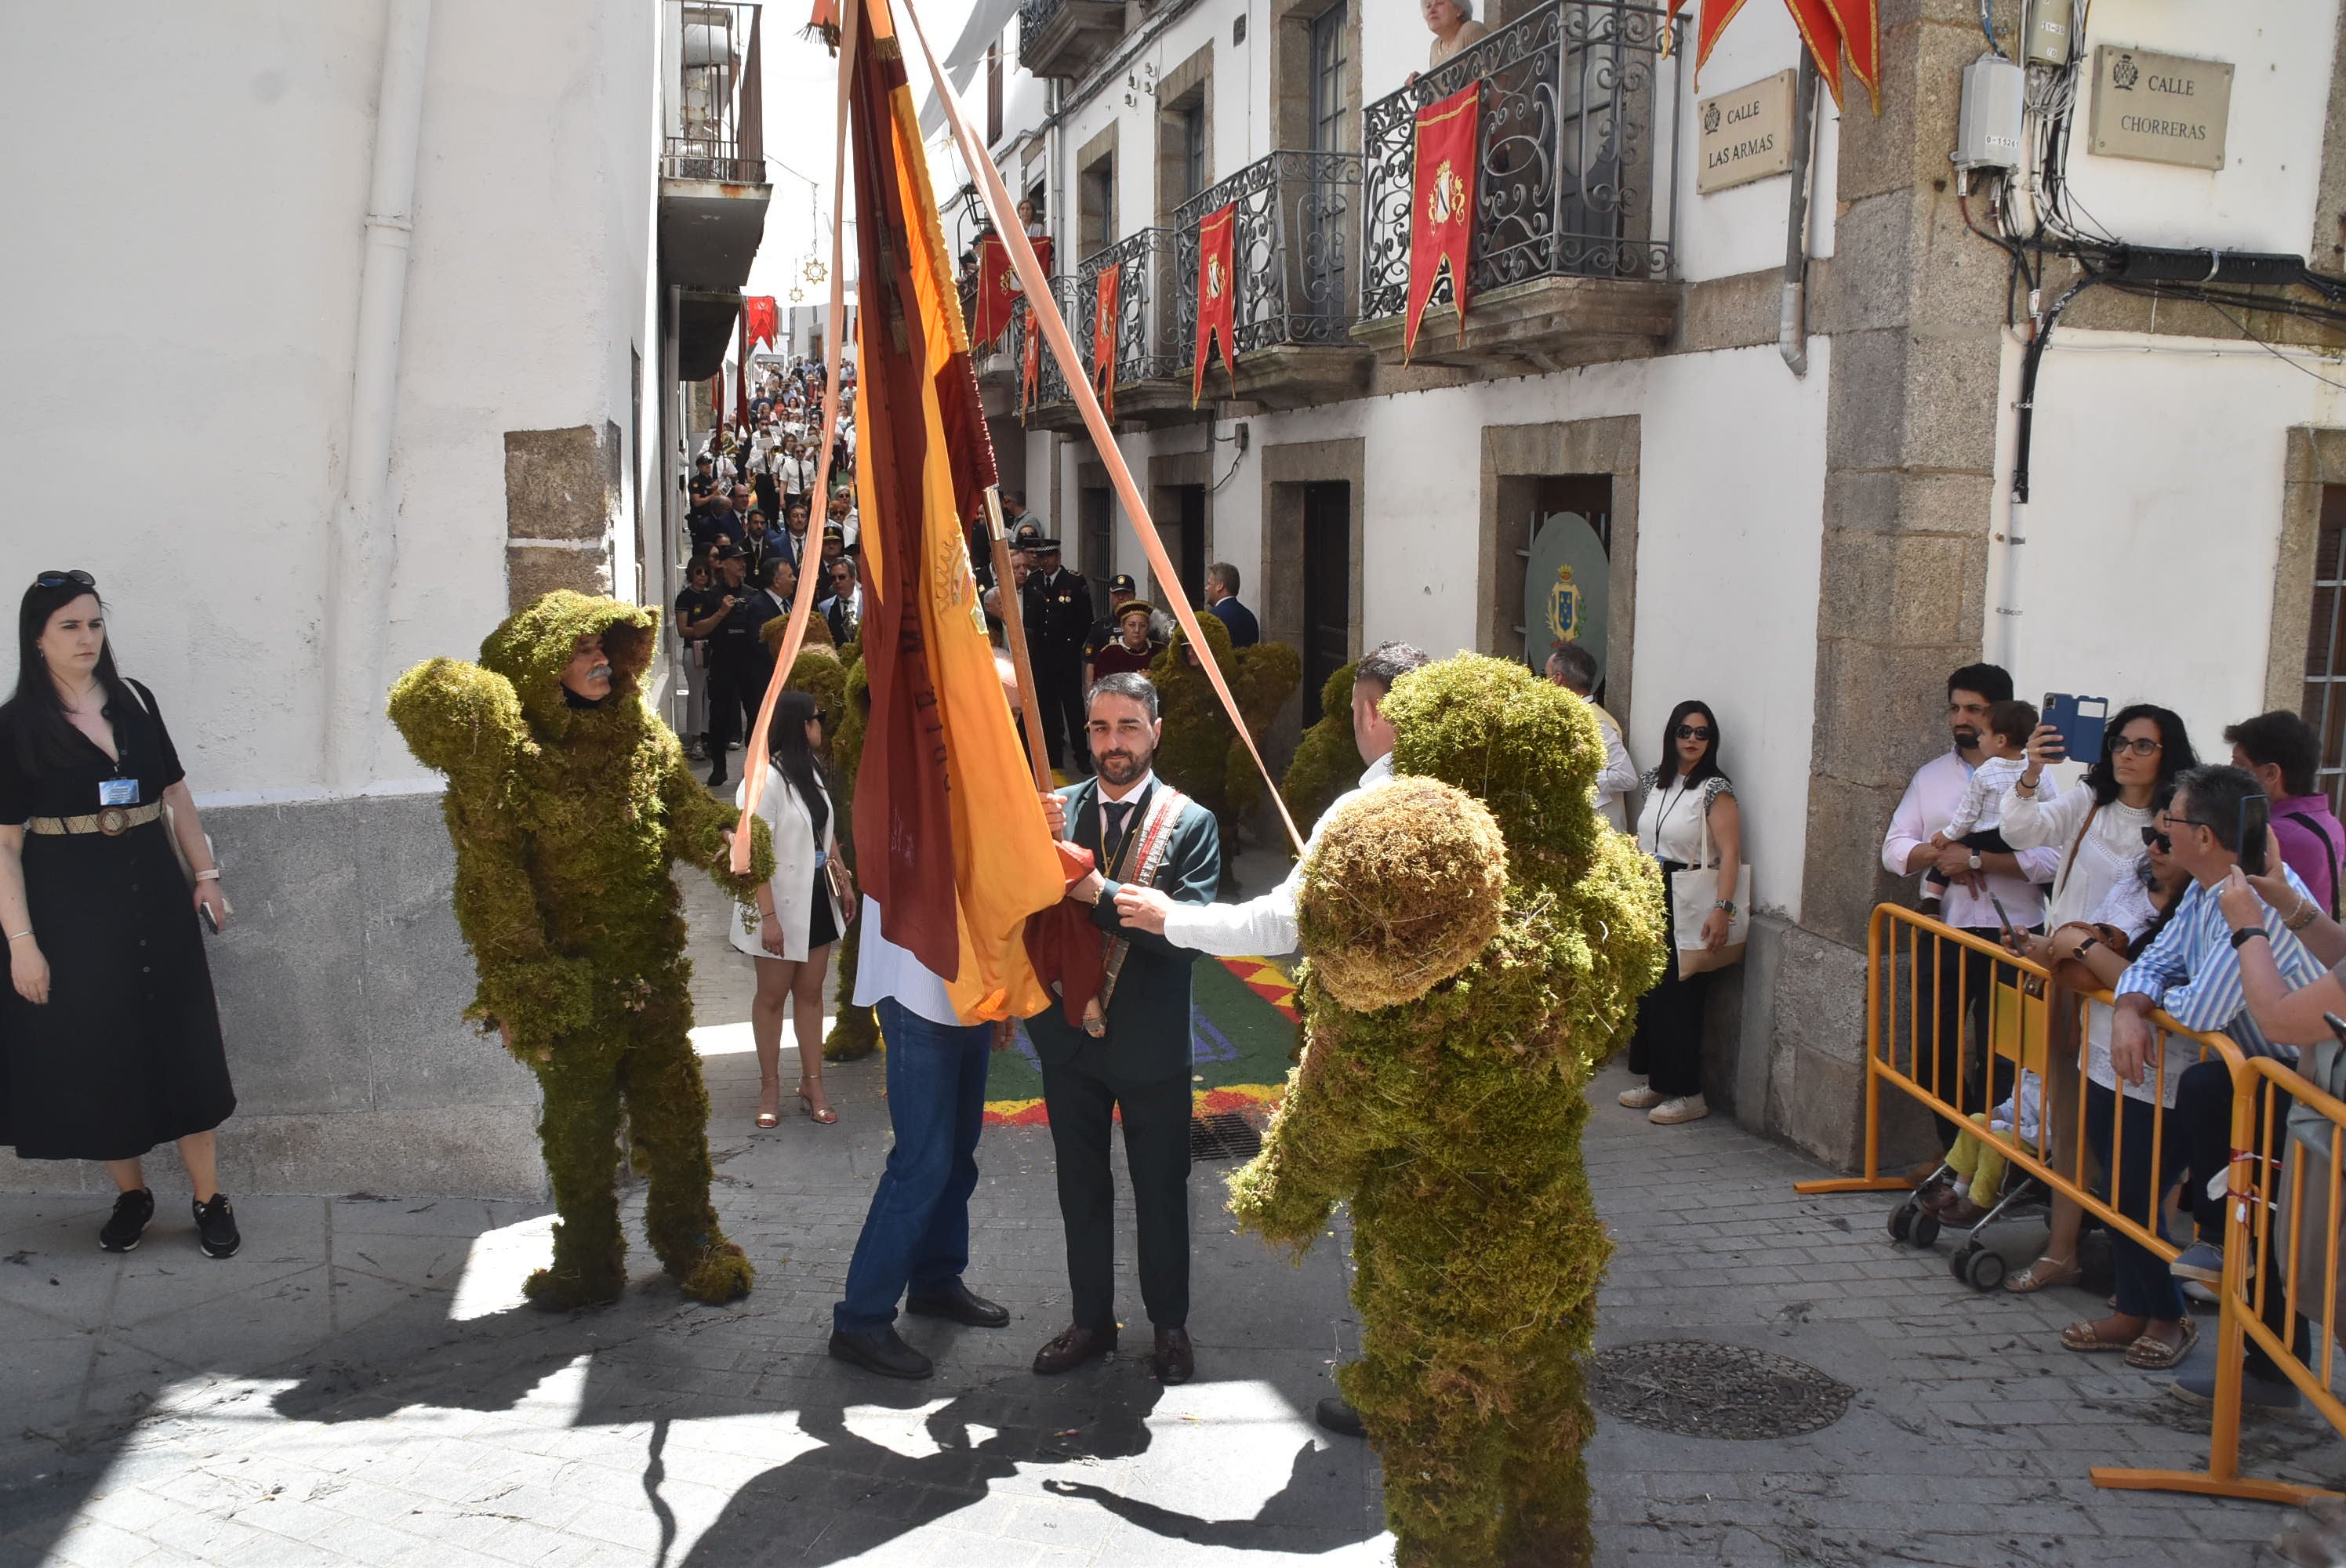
left=1098, top=782, right=1190, bottom=1013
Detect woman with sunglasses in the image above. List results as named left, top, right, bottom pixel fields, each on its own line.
left=0, top=572, right=238, bottom=1258
left=1995, top=703, right=2196, bottom=1294
left=1620, top=701, right=1740, bottom=1126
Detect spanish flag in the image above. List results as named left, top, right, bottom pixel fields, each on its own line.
left=844, top=0, right=1062, bottom=1022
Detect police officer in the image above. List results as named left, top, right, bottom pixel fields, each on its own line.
left=1021, top=535, right=1091, bottom=775
left=703, top=546, right=763, bottom=788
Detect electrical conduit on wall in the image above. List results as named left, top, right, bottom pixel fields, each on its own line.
left=325, top=0, right=434, bottom=794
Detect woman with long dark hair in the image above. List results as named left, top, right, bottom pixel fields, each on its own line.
left=0, top=572, right=238, bottom=1256
left=730, top=689, right=852, bottom=1127
left=1619, top=700, right=1741, bottom=1126
left=1996, top=702, right=2196, bottom=1294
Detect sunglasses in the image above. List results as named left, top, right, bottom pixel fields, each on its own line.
left=2141, top=826, right=2174, bottom=854
left=2109, top=735, right=2163, bottom=757
left=34, top=569, right=95, bottom=591
left=1675, top=724, right=1715, bottom=741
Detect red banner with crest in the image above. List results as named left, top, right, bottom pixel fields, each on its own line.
left=1404, top=85, right=1480, bottom=362
left=1091, top=262, right=1121, bottom=423
left=1019, top=301, right=1040, bottom=422
left=971, top=237, right=1016, bottom=347
left=1191, top=203, right=1237, bottom=408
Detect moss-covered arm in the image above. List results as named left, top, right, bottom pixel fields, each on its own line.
left=657, top=735, right=774, bottom=898
left=1226, top=1015, right=1383, bottom=1254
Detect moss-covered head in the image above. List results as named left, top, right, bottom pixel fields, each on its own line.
left=1383, top=653, right=1603, bottom=884
left=478, top=591, right=659, bottom=742
left=1296, top=776, right=1508, bottom=1011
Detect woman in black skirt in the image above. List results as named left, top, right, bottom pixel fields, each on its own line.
left=0, top=572, right=239, bottom=1257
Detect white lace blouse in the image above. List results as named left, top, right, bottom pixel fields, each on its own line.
left=2000, top=784, right=2156, bottom=931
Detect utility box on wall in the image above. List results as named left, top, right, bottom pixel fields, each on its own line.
left=1954, top=54, right=2025, bottom=171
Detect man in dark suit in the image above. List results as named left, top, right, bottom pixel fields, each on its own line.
left=1204, top=562, right=1260, bottom=648
left=1028, top=672, right=1220, bottom=1385
left=1022, top=538, right=1093, bottom=775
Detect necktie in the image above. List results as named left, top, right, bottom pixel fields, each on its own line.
left=1102, top=800, right=1133, bottom=870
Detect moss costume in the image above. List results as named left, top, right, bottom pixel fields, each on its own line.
left=1227, top=655, right=1666, bottom=1568
left=1148, top=615, right=1300, bottom=887
left=388, top=591, right=773, bottom=1311
left=1279, top=660, right=1364, bottom=855
left=820, top=653, right=880, bottom=1062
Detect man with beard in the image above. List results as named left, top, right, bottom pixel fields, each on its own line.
left=1880, top=662, right=2058, bottom=1166
left=1027, top=673, right=1219, bottom=1385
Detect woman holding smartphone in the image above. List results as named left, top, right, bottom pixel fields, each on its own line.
left=0, top=572, right=238, bottom=1258
left=1995, top=702, right=2195, bottom=1293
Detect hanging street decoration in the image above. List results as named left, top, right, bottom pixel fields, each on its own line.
left=1665, top=0, right=1875, bottom=113
left=1091, top=261, right=1120, bottom=423
left=1191, top=203, right=1237, bottom=408
left=1404, top=83, right=1480, bottom=362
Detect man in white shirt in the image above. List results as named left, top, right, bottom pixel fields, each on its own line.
left=1879, top=662, right=2060, bottom=1161
left=1113, top=640, right=1431, bottom=961
left=827, top=908, right=1015, bottom=1381
left=1545, top=645, right=1638, bottom=833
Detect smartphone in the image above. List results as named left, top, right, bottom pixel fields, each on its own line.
left=2041, top=693, right=2109, bottom=768
left=2239, top=793, right=2272, bottom=877
left=2328, top=1013, right=2346, bottom=1049
left=1986, top=890, right=2015, bottom=935
left=199, top=903, right=220, bottom=936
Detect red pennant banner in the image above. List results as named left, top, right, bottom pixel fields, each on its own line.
left=1685, top=0, right=1746, bottom=85
left=1820, top=0, right=1879, bottom=112
left=972, top=236, right=1017, bottom=348
left=1782, top=0, right=1846, bottom=109
left=743, top=295, right=779, bottom=350
left=1404, top=84, right=1480, bottom=362
left=1019, top=301, right=1040, bottom=421
left=1091, top=262, right=1120, bottom=424
left=1192, top=203, right=1237, bottom=408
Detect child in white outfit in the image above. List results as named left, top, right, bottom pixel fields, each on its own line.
left=1921, top=699, right=2055, bottom=913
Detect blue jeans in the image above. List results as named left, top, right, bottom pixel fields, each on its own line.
left=2085, top=1080, right=2189, bottom=1323
left=833, top=998, right=992, bottom=1333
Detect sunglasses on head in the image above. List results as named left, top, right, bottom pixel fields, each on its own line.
left=1676, top=724, right=1714, bottom=741
left=34, top=569, right=95, bottom=591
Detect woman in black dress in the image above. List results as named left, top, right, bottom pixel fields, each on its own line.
left=0, top=572, right=239, bottom=1257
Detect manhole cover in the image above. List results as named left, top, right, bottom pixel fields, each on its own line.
left=1589, top=1340, right=1853, bottom=1440
left=1189, top=1111, right=1262, bottom=1162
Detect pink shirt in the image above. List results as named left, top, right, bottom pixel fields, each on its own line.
left=1881, top=750, right=2059, bottom=931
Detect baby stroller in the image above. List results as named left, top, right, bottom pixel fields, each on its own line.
left=1887, top=970, right=2056, bottom=1291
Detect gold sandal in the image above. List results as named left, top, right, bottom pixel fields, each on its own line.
left=797, top=1082, right=838, bottom=1125
left=2124, top=1316, right=2199, bottom=1370
left=2005, top=1254, right=2082, bottom=1294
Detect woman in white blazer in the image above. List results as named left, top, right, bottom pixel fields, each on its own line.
left=732, top=690, right=852, bottom=1126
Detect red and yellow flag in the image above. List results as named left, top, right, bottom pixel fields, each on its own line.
left=844, top=0, right=1062, bottom=1022
left=1192, top=203, right=1237, bottom=408
left=971, top=235, right=1016, bottom=348
left=1821, top=0, right=1878, bottom=112
left=1019, top=299, right=1040, bottom=421
left=1404, top=84, right=1480, bottom=362
left=1091, top=260, right=1121, bottom=423
left=1782, top=0, right=1845, bottom=110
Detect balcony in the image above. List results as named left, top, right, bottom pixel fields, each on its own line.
left=659, top=2, right=772, bottom=298
left=1353, top=0, right=1681, bottom=373
left=1057, top=228, right=1197, bottom=428
left=1171, top=151, right=1375, bottom=411
left=1013, top=279, right=1087, bottom=430
left=1018, top=0, right=1125, bottom=82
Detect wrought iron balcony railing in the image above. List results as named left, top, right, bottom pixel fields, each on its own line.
left=1172, top=150, right=1365, bottom=358
left=1358, top=0, right=1677, bottom=322
left=1018, top=0, right=1066, bottom=49
left=666, top=2, right=767, bottom=183
left=1075, top=227, right=1184, bottom=390
left=1033, top=277, right=1079, bottom=406
left=663, top=137, right=767, bottom=183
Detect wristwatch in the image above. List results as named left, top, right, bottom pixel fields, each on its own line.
left=1713, top=900, right=1737, bottom=916
left=2230, top=926, right=2269, bottom=950
left=1967, top=852, right=1983, bottom=872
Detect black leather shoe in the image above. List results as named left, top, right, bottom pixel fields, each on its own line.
left=1151, top=1326, right=1194, bottom=1385
left=1315, top=1395, right=1365, bottom=1438
left=828, top=1326, right=934, bottom=1380
left=1032, top=1323, right=1116, bottom=1374
left=99, top=1189, right=154, bottom=1254
left=906, top=1280, right=1010, bottom=1328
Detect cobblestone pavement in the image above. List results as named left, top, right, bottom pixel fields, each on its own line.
left=2, top=852, right=2342, bottom=1564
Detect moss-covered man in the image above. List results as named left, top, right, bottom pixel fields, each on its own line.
left=1227, top=654, right=1668, bottom=1568
left=389, top=591, right=772, bottom=1310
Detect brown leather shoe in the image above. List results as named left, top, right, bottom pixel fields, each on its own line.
left=1151, top=1326, right=1193, bottom=1385
left=1032, top=1323, right=1116, bottom=1375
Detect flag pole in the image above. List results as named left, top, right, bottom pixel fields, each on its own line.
left=984, top=486, right=1054, bottom=792
left=899, top=0, right=1304, bottom=855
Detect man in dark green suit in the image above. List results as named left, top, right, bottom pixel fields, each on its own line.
left=1029, top=671, right=1221, bottom=1385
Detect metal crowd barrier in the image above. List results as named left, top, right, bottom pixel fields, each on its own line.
left=1789, top=907, right=2346, bottom=1504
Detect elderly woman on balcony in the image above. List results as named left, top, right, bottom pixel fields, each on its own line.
left=1423, top=0, right=1489, bottom=71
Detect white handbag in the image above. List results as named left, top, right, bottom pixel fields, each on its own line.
left=1668, top=785, right=1749, bottom=979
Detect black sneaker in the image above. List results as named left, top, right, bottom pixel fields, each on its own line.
left=99, top=1189, right=154, bottom=1253
left=193, top=1193, right=240, bottom=1259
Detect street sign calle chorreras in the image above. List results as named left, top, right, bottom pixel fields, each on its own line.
left=2087, top=44, right=2232, bottom=172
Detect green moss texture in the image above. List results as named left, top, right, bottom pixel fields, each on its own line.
left=1227, top=654, right=1666, bottom=1568
left=1149, top=614, right=1301, bottom=885
left=821, top=652, right=880, bottom=1062
left=388, top=590, right=772, bottom=1310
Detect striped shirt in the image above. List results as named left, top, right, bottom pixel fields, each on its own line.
left=2114, top=866, right=2323, bottom=1063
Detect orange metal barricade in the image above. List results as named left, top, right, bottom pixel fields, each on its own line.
left=1796, top=906, right=2346, bottom=1506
